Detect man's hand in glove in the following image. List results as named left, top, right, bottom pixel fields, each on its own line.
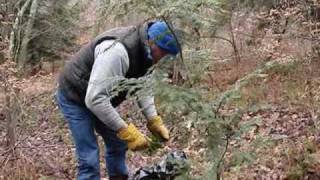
left=117, top=123, right=149, bottom=151
left=147, top=116, right=169, bottom=141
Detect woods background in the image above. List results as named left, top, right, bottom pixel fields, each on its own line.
left=1, top=0, right=320, bottom=179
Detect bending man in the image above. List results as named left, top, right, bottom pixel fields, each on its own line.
left=56, top=20, right=180, bottom=180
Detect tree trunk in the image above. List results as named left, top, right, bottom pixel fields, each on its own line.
left=0, top=73, right=16, bottom=149
left=5, top=85, right=15, bottom=149
left=17, top=0, right=39, bottom=69
left=9, top=0, right=32, bottom=60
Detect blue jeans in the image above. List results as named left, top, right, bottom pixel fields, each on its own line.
left=55, top=90, right=128, bottom=180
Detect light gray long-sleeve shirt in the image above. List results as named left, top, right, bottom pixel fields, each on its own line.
left=85, top=40, right=157, bottom=131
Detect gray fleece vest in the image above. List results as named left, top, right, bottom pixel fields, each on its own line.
left=58, top=23, right=152, bottom=106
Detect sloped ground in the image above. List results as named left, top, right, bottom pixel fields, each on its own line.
left=1, top=58, right=320, bottom=180
left=225, top=107, right=320, bottom=179
left=218, top=60, right=320, bottom=179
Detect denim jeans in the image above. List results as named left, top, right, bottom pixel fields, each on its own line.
left=55, top=90, right=128, bottom=180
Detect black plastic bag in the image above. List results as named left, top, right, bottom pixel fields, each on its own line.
left=133, top=151, right=189, bottom=180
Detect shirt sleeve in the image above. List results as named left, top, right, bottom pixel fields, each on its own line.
left=137, top=95, right=158, bottom=120
left=85, top=40, right=129, bottom=131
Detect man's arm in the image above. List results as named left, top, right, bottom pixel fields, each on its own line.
left=137, top=96, right=158, bottom=120
left=136, top=81, right=169, bottom=141
left=85, top=40, right=129, bottom=131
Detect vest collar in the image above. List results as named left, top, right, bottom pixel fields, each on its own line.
left=138, top=23, right=149, bottom=46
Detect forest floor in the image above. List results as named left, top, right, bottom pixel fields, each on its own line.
left=1, top=57, right=320, bottom=180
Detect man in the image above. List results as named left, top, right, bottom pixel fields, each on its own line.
left=55, top=20, right=180, bottom=180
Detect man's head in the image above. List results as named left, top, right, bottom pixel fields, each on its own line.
left=147, top=21, right=180, bottom=64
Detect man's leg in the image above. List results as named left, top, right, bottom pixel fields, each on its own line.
left=56, top=90, right=100, bottom=180
left=94, top=119, right=128, bottom=179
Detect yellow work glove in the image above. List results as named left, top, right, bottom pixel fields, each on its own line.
left=147, top=116, right=169, bottom=141
left=117, top=123, right=149, bottom=151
